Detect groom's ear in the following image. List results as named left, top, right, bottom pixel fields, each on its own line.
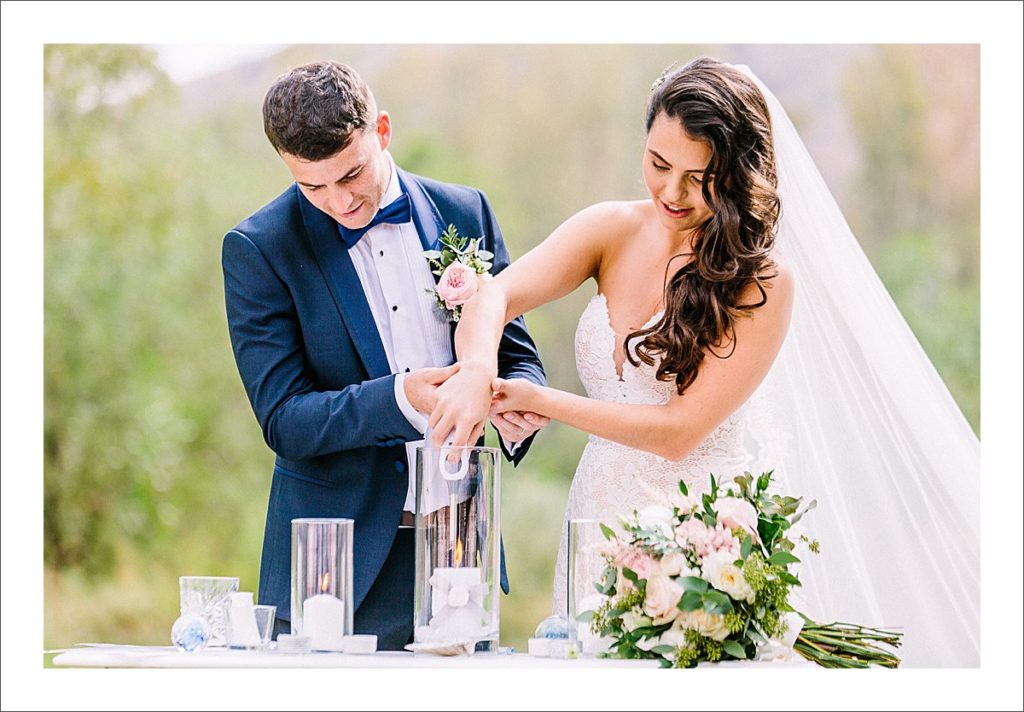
left=375, top=111, right=392, bottom=151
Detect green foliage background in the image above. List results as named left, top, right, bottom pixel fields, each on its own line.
left=43, top=44, right=979, bottom=654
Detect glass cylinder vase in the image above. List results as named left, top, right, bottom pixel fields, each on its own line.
left=291, top=518, right=354, bottom=651
left=413, top=446, right=500, bottom=652
left=568, top=517, right=615, bottom=656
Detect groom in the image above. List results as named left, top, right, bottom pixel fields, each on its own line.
left=222, top=61, right=547, bottom=649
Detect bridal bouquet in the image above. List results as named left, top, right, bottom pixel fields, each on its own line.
left=583, top=471, right=902, bottom=668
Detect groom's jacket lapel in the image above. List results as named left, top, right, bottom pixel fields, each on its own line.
left=398, top=168, right=460, bottom=350
left=298, top=187, right=391, bottom=380
left=398, top=167, right=444, bottom=267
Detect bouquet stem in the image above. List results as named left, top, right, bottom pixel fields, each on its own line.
left=794, top=618, right=903, bottom=668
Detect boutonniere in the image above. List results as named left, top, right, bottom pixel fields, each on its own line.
left=424, top=224, right=494, bottom=322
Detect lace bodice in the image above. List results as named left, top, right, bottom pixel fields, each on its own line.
left=552, top=294, right=764, bottom=615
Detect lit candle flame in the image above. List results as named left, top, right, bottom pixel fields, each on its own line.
left=455, top=539, right=464, bottom=566
left=319, top=572, right=330, bottom=593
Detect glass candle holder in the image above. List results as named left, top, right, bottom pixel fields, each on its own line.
left=413, top=446, right=500, bottom=652
left=179, top=575, right=239, bottom=647
left=291, top=518, right=354, bottom=651
left=567, top=518, right=615, bottom=656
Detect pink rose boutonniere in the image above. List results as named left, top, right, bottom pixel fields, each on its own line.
left=425, top=224, right=494, bottom=322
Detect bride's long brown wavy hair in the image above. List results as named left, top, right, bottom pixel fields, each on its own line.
left=626, top=57, right=781, bottom=395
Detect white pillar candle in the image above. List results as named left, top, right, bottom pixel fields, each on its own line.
left=303, top=594, right=345, bottom=651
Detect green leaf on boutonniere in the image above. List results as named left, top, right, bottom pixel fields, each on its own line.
left=679, top=576, right=709, bottom=594
left=422, top=250, right=442, bottom=260
left=723, top=640, right=747, bottom=659
left=575, top=610, right=595, bottom=623
left=740, top=534, right=753, bottom=560
left=768, top=551, right=800, bottom=566
left=678, top=480, right=689, bottom=497
left=599, top=523, right=616, bottom=540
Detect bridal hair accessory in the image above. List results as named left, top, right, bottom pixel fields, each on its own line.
left=650, top=61, right=679, bottom=92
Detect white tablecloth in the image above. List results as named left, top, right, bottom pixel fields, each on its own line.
left=50, top=644, right=651, bottom=668
left=49, top=644, right=815, bottom=669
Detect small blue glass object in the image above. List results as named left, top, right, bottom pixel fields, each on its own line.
left=534, top=614, right=570, bottom=640
left=172, top=613, right=210, bottom=652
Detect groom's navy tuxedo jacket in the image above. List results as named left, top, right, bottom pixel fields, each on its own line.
left=222, top=167, right=545, bottom=626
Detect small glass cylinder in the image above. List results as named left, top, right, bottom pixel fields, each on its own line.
left=568, top=518, right=614, bottom=656
left=291, top=518, right=354, bottom=651
left=252, top=605, right=277, bottom=649
left=413, top=446, right=500, bottom=652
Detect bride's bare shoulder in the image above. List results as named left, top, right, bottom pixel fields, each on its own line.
left=566, top=200, right=646, bottom=234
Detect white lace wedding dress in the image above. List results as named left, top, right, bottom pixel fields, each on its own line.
left=551, top=293, right=779, bottom=616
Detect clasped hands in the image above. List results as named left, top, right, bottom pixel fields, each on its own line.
left=404, top=362, right=548, bottom=448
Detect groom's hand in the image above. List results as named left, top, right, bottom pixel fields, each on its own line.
left=404, top=363, right=461, bottom=414
left=428, top=361, right=494, bottom=447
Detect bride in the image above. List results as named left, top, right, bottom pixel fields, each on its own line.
left=429, top=57, right=980, bottom=667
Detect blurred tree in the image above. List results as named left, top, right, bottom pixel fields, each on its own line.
left=45, top=45, right=271, bottom=580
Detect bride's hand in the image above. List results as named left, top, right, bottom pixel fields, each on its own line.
left=490, top=377, right=543, bottom=417
left=428, top=361, right=494, bottom=448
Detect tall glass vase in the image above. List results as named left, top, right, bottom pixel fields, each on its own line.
left=413, top=446, right=500, bottom=652
left=568, top=517, right=615, bottom=656
left=291, top=518, right=354, bottom=651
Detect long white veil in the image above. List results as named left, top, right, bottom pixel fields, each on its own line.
left=738, top=67, right=980, bottom=667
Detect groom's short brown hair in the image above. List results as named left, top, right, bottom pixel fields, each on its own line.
left=262, top=60, right=377, bottom=161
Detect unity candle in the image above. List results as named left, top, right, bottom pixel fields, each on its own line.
left=430, top=567, right=483, bottom=615
left=413, top=446, right=501, bottom=652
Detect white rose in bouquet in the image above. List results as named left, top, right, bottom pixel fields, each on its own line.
left=701, top=550, right=755, bottom=604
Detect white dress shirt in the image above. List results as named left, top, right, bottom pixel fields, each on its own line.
left=345, top=153, right=516, bottom=511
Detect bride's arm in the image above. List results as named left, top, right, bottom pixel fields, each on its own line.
left=427, top=203, right=623, bottom=446
left=491, top=268, right=795, bottom=461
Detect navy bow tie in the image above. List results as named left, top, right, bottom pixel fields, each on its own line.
left=337, top=193, right=412, bottom=248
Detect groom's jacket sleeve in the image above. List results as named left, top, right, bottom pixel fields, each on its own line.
left=478, top=191, right=547, bottom=466
left=222, top=229, right=420, bottom=461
